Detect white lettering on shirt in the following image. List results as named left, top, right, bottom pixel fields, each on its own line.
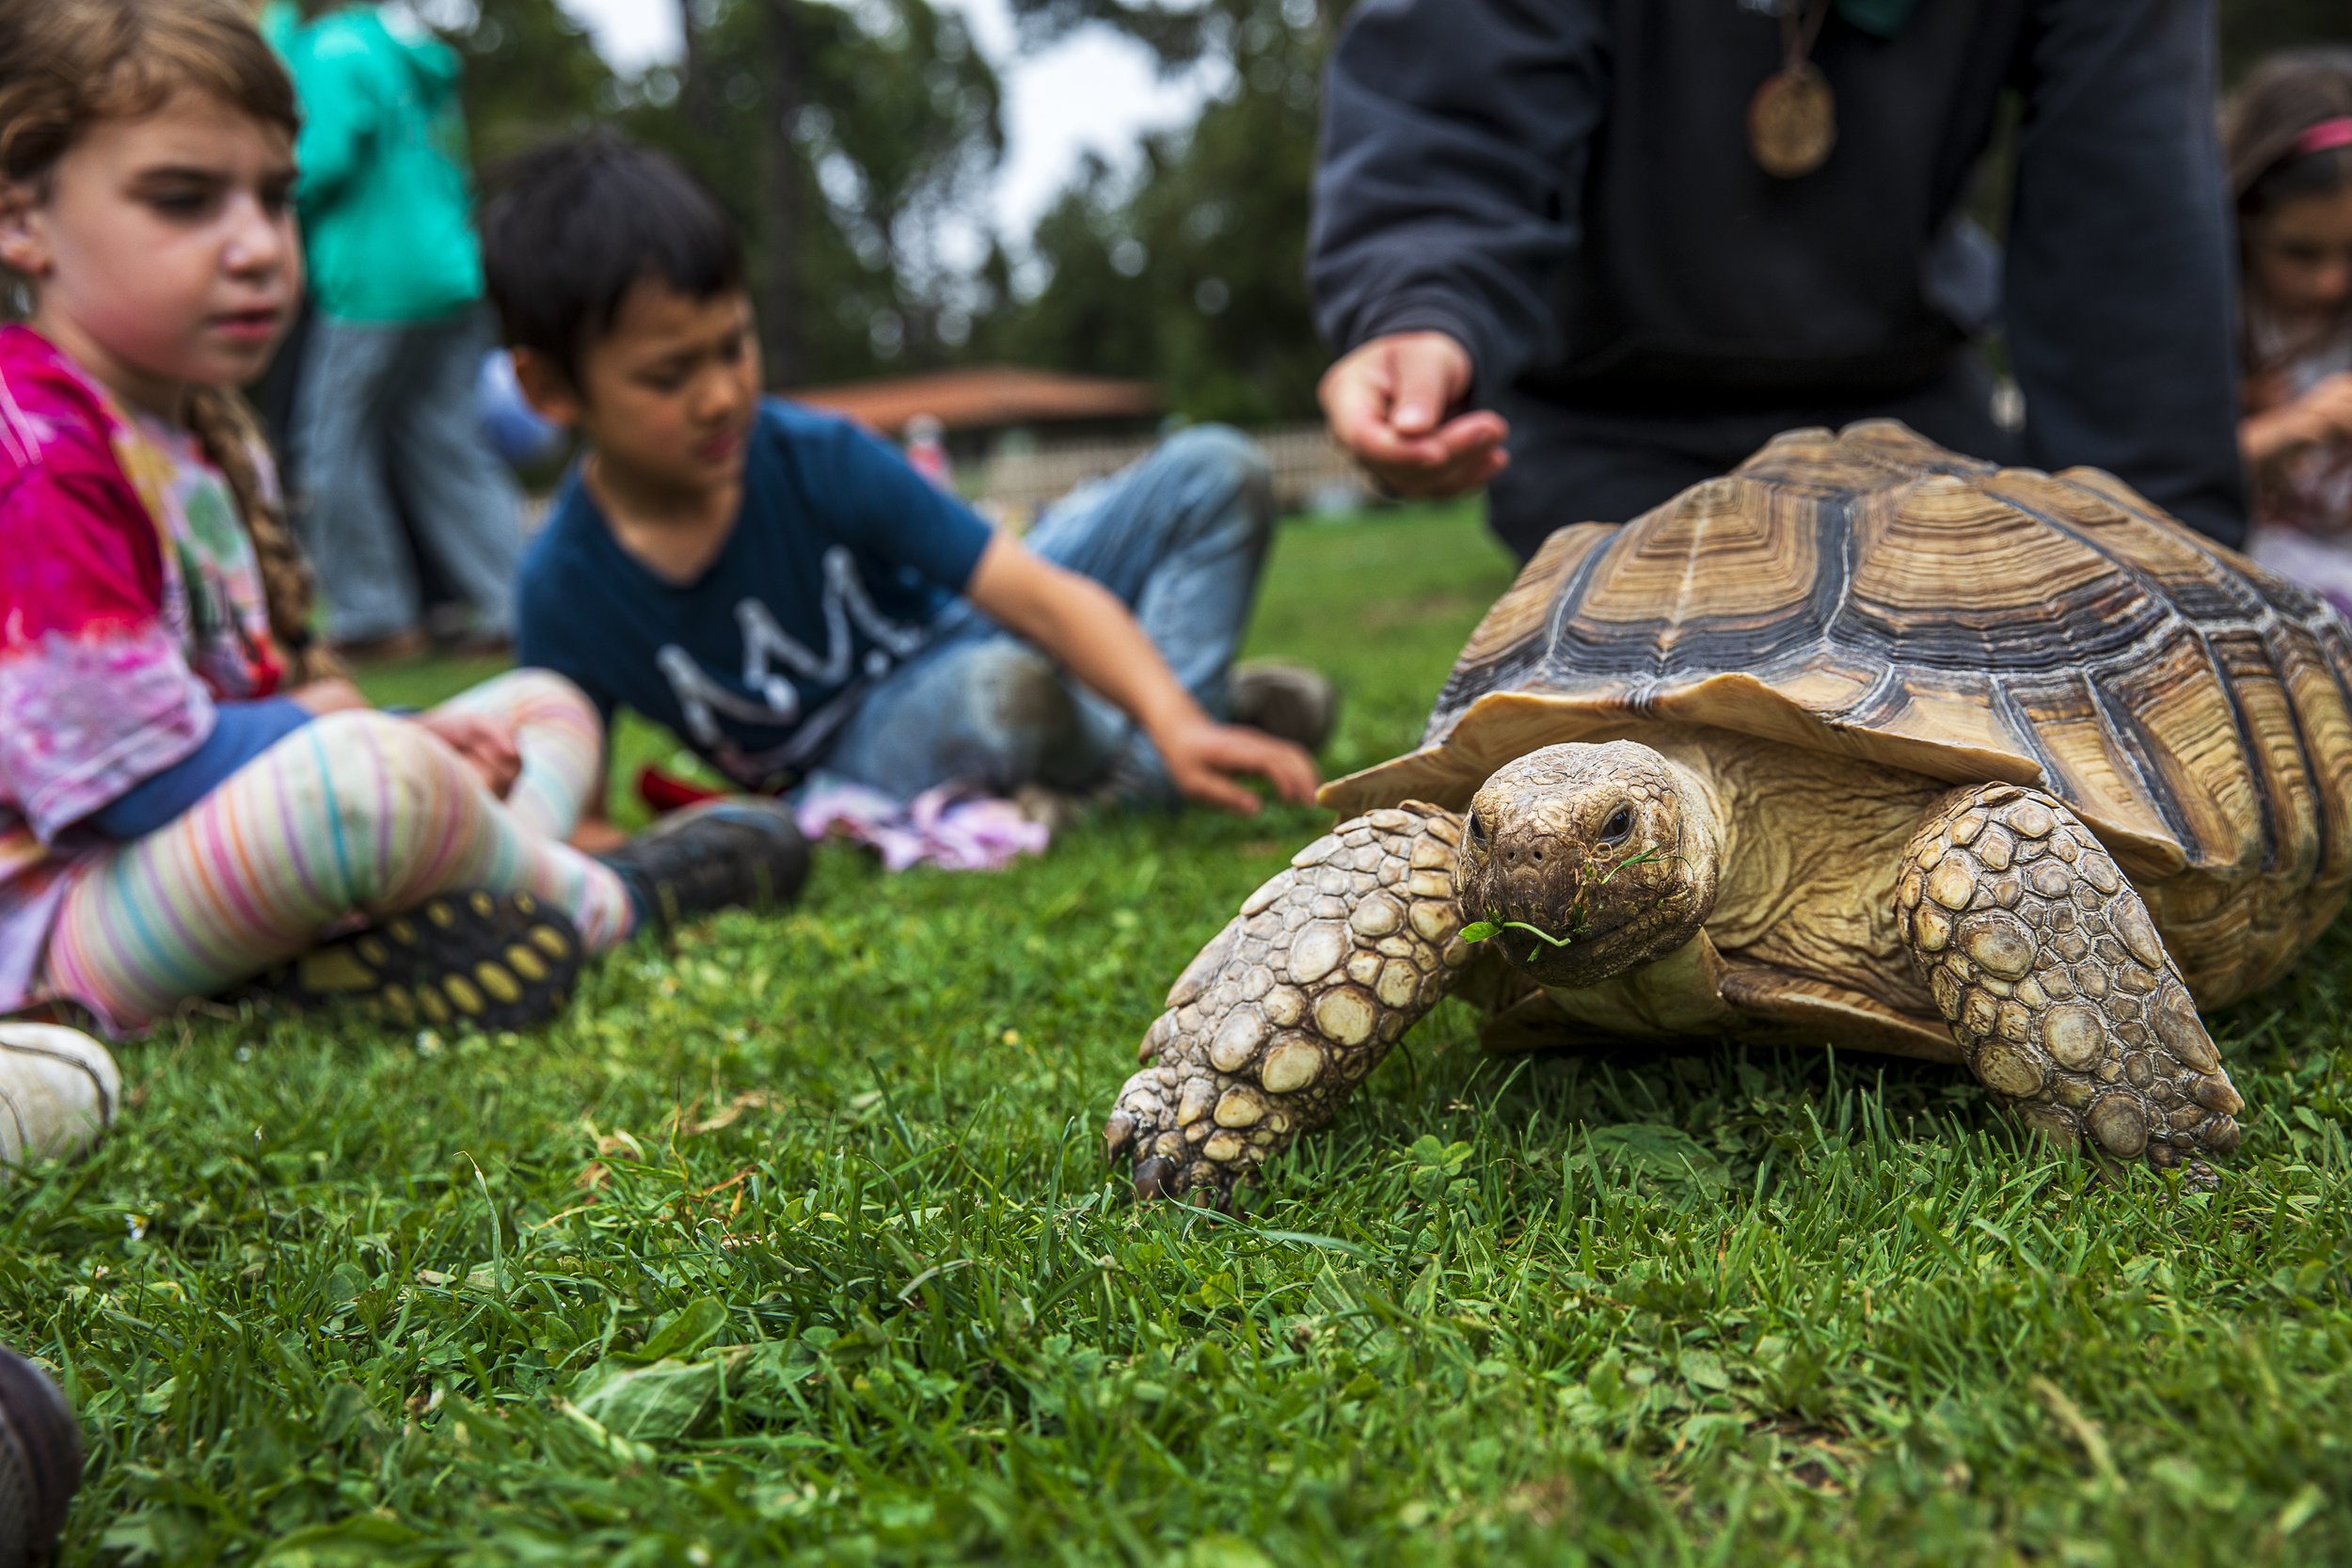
left=654, top=546, right=934, bottom=775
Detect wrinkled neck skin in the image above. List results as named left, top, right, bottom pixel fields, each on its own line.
left=1452, top=739, right=1730, bottom=990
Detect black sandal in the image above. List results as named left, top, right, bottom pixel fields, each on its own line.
left=255, top=889, right=583, bottom=1032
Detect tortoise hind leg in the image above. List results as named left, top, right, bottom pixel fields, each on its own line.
left=1107, top=804, right=1478, bottom=1206
left=1897, top=783, right=2246, bottom=1169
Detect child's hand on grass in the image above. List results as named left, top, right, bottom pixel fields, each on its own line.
left=417, top=711, right=523, bottom=800
left=1157, top=717, right=1320, bottom=815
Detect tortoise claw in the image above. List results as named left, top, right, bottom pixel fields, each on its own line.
left=1127, top=1154, right=1242, bottom=1212
left=1132, top=1156, right=1178, bottom=1201
left=1191, top=1171, right=1240, bottom=1214
left=1104, top=1112, right=1136, bottom=1163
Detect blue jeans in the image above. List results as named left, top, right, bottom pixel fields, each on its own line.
left=813, top=425, right=1276, bottom=802
left=291, top=311, right=526, bottom=642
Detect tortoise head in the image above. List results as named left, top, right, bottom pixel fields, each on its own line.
left=1454, top=741, right=1722, bottom=990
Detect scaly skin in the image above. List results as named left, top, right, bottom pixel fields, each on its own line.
left=1106, top=804, right=1477, bottom=1205
left=1898, top=783, right=2246, bottom=1167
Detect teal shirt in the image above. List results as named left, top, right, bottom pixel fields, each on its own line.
left=286, top=8, right=484, bottom=324
left=255, top=0, right=301, bottom=56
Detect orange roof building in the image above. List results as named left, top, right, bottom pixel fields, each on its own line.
left=786, top=365, right=1162, bottom=440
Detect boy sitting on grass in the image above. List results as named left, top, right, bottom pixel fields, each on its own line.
left=485, top=135, right=1332, bottom=837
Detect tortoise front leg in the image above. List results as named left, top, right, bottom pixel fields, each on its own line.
left=1107, top=804, right=1478, bottom=1205
left=1898, top=783, right=2245, bottom=1169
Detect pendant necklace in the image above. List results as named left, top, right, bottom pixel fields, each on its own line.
left=1747, top=0, right=1836, bottom=178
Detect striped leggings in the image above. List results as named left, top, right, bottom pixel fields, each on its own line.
left=41, top=670, right=636, bottom=1035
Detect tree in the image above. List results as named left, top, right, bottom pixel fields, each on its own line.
left=2219, top=0, right=2351, bottom=79
left=448, top=0, right=622, bottom=165
left=760, top=0, right=808, bottom=385
left=633, top=0, right=1006, bottom=384
left=421, top=0, right=1001, bottom=386
left=976, top=154, right=1159, bottom=381
left=989, top=0, right=1333, bottom=422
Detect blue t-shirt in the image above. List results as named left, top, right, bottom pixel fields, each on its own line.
left=516, top=401, right=994, bottom=789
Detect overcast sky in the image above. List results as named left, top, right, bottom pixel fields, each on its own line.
left=548, top=0, right=1220, bottom=246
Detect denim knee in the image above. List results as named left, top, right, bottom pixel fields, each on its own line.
left=1156, top=424, right=1275, bottom=539
left=945, top=641, right=1074, bottom=787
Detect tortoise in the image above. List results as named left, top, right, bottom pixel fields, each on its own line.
left=1105, top=421, right=2352, bottom=1204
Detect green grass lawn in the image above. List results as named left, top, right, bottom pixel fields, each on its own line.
left=10, top=503, right=2352, bottom=1565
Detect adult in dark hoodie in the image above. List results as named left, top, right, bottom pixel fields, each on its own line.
left=1309, top=0, right=2249, bottom=561
left=283, top=3, right=523, bottom=654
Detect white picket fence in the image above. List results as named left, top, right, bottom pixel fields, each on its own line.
left=519, top=420, right=1374, bottom=534
left=975, top=421, right=1372, bottom=520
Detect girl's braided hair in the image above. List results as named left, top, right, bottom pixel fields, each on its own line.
left=0, top=0, right=340, bottom=680
left=184, top=388, right=343, bottom=683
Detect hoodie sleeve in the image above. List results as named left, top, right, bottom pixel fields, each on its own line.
left=2004, top=0, right=2248, bottom=545
left=1307, top=0, right=1610, bottom=398
left=291, top=24, right=380, bottom=214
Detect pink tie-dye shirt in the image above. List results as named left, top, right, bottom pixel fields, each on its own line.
left=0, top=326, right=286, bottom=1018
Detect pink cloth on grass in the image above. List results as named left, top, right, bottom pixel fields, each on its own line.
left=795, top=783, right=1047, bottom=871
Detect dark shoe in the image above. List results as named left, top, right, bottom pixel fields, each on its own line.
left=256, top=889, right=583, bottom=1032
left=1230, top=661, right=1340, bottom=753
left=598, top=799, right=811, bottom=932
left=0, top=1344, right=82, bottom=1567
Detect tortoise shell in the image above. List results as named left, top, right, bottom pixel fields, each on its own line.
left=1326, top=421, right=2352, bottom=1005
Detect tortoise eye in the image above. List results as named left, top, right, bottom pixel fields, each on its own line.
left=1465, top=810, right=1487, bottom=847
left=1600, top=805, right=1635, bottom=843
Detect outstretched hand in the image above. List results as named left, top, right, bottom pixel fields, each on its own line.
left=417, top=710, right=522, bottom=800
left=1157, top=718, right=1320, bottom=816
left=1319, top=330, right=1510, bottom=499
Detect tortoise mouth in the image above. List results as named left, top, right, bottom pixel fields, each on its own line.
left=1487, top=911, right=1633, bottom=970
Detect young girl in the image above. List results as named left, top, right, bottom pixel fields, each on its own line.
left=2230, top=51, right=2352, bottom=608
left=0, top=0, right=806, bottom=1038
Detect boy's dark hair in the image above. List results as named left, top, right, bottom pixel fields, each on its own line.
left=480, top=133, right=744, bottom=388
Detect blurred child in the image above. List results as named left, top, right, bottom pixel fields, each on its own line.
left=489, top=135, right=1333, bottom=824
left=279, top=0, right=527, bottom=659
left=902, top=412, right=953, bottom=492
left=0, top=0, right=805, bottom=1038
left=2230, top=52, right=2352, bottom=608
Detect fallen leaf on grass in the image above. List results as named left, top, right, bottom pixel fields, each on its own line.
left=569, top=1355, right=729, bottom=1444
left=685, top=1089, right=782, bottom=1136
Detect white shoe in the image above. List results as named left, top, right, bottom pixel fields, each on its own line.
left=0, top=1024, right=119, bottom=1168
